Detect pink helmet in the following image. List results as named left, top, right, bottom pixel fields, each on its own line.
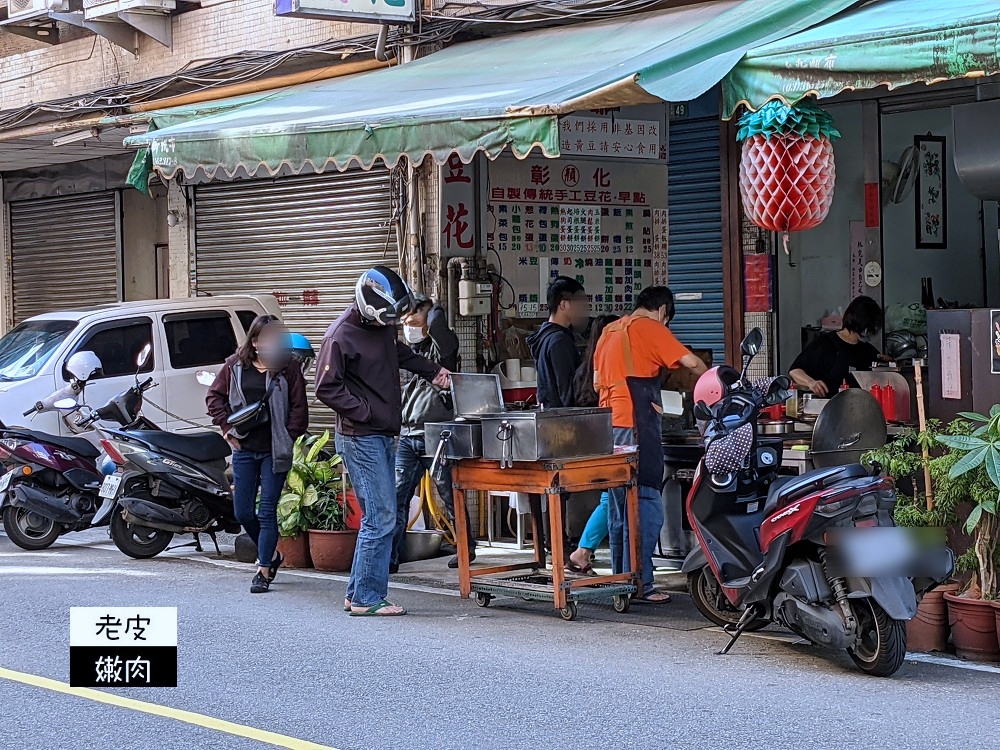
left=694, top=366, right=740, bottom=408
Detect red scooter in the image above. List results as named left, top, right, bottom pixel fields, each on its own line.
left=682, top=329, right=952, bottom=676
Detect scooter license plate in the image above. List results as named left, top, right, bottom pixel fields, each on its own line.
left=99, top=474, right=122, bottom=499
left=0, top=469, right=14, bottom=494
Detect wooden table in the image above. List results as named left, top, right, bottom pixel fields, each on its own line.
left=451, top=451, right=640, bottom=621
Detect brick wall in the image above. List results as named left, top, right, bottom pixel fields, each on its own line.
left=0, top=0, right=377, bottom=110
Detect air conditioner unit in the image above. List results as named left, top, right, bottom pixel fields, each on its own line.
left=4, top=0, right=69, bottom=24
left=84, top=0, right=175, bottom=20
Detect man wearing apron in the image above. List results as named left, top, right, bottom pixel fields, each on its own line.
left=594, top=287, right=707, bottom=601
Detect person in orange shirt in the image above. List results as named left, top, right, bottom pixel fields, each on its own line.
left=594, top=286, right=707, bottom=602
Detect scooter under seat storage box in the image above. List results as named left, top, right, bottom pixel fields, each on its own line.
left=480, top=408, right=612, bottom=463
left=425, top=421, right=483, bottom=460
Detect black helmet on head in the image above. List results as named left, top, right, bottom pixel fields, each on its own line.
left=355, top=265, right=412, bottom=325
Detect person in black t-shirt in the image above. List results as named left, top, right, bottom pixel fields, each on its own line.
left=789, top=295, right=885, bottom=397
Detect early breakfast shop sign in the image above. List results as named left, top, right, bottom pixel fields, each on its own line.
left=275, top=0, right=415, bottom=23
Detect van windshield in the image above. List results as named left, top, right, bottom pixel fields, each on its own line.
left=0, top=320, right=77, bottom=381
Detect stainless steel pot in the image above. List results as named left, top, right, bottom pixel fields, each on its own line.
left=761, top=420, right=794, bottom=435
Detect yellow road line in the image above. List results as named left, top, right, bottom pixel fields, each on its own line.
left=0, top=666, right=338, bottom=750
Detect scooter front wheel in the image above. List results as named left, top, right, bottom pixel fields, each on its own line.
left=847, top=598, right=907, bottom=677
left=110, top=510, right=173, bottom=559
left=2, top=505, right=60, bottom=550
left=688, top=567, right=768, bottom=631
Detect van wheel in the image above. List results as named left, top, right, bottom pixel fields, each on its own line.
left=3, top=505, right=60, bottom=550
left=110, top=511, right=172, bottom=559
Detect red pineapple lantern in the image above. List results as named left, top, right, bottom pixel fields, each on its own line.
left=737, top=99, right=840, bottom=253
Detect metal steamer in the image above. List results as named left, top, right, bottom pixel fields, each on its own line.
left=426, top=373, right=613, bottom=473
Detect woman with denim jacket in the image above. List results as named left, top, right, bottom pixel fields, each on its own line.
left=206, top=315, right=308, bottom=593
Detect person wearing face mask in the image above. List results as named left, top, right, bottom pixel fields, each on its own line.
left=315, top=267, right=450, bottom=617
left=206, top=315, right=309, bottom=594
left=789, top=295, right=885, bottom=397
left=594, top=286, right=707, bottom=603
left=391, top=295, right=475, bottom=572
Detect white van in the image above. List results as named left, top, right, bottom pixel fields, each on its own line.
left=0, top=295, right=281, bottom=435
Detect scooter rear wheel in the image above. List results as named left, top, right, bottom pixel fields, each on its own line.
left=688, top=567, right=768, bottom=631
left=2, top=505, right=60, bottom=550
left=110, top=510, right=173, bottom=559
left=847, top=598, right=907, bottom=677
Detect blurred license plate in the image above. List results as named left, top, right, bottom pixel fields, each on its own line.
left=0, top=469, right=14, bottom=493
left=99, top=474, right=122, bottom=499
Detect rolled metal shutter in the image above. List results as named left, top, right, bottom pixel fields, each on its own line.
left=192, top=169, right=398, bottom=431
left=9, top=191, right=119, bottom=323
left=667, top=117, right=725, bottom=362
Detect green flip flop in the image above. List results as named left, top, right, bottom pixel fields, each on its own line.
left=349, top=600, right=407, bottom=617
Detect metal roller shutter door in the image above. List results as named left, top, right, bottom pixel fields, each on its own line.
left=192, top=169, right=397, bottom=431
left=9, top=191, right=119, bottom=323
left=667, top=117, right=725, bottom=362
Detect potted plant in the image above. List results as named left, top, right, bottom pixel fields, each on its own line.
left=287, top=431, right=357, bottom=572
left=935, top=410, right=1000, bottom=661
left=274, top=434, right=327, bottom=569
left=863, top=423, right=959, bottom=653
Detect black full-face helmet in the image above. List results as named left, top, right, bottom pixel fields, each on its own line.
left=355, top=266, right=413, bottom=325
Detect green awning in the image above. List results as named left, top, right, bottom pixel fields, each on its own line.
left=724, top=0, right=1000, bottom=117
left=127, top=0, right=856, bottom=182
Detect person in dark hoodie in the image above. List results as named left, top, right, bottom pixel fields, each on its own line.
left=390, top=294, right=476, bottom=572
left=527, top=276, right=588, bottom=408
left=206, top=315, right=309, bottom=594
left=315, top=267, right=450, bottom=617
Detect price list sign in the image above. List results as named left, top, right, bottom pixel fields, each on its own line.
left=70, top=607, right=177, bottom=687
left=487, top=156, right=668, bottom=315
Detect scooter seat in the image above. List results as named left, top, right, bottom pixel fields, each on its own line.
left=763, top=464, right=870, bottom=517
left=134, top=430, right=232, bottom=462
left=4, top=429, right=100, bottom=459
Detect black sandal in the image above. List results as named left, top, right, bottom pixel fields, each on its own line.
left=267, top=552, right=284, bottom=582
left=250, top=571, right=270, bottom=594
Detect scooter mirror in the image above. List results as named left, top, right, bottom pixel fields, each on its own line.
left=53, top=398, right=78, bottom=410
left=741, top=328, right=763, bottom=358
left=195, top=371, right=216, bottom=387
left=136, top=343, right=152, bottom=369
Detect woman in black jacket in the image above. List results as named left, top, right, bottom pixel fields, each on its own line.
left=206, top=315, right=308, bottom=594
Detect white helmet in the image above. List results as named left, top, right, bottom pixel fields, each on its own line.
left=65, top=351, right=103, bottom=382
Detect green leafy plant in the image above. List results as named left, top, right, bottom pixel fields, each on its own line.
left=936, top=409, right=1000, bottom=600
left=736, top=99, right=842, bottom=143
left=277, top=431, right=353, bottom=536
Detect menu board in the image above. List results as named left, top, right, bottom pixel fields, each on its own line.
left=486, top=156, right=669, bottom=315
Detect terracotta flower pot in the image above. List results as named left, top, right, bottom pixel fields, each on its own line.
left=276, top=533, right=312, bottom=569
left=944, top=592, right=1000, bottom=662
left=342, top=489, right=361, bottom=531
left=906, top=582, right=960, bottom=653
left=308, top=529, right=359, bottom=572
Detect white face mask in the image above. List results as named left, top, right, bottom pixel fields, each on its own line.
left=403, top=325, right=427, bottom=344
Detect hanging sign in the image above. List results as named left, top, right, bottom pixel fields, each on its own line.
left=275, top=0, right=415, bottom=24
left=558, top=116, right=664, bottom=161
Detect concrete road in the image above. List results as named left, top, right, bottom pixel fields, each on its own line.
left=1, top=529, right=998, bottom=750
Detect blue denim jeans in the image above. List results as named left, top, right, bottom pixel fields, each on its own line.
left=232, top=451, right=288, bottom=569
left=391, top=434, right=474, bottom=567
left=606, top=428, right=665, bottom=594
left=336, top=433, right=396, bottom=608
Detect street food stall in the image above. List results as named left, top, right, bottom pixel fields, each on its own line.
left=427, top=374, right=640, bottom=621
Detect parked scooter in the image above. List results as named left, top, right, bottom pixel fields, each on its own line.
left=0, top=350, right=157, bottom=549
left=682, top=329, right=953, bottom=676
left=95, top=330, right=314, bottom=560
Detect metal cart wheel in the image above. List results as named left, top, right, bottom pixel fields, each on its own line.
left=559, top=602, right=578, bottom=621
left=612, top=594, right=631, bottom=614
left=475, top=593, right=492, bottom=608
